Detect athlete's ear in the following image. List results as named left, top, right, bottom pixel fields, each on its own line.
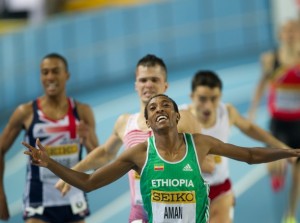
left=190, top=92, right=193, bottom=100
left=66, top=72, right=70, bottom=80
left=146, top=120, right=151, bottom=128
left=176, top=113, right=181, bottom=123
left=164, top=82, right=169, bottom=91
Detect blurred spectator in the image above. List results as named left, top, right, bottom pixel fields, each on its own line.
left=1, top=0, right=66, bottom=24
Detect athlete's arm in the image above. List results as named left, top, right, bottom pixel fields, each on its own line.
left=76, top=102, right=99, bottom=152
left=23, top=139, right=145, bottom=192
left=248, top=52, right=274, bottom=121
left=228, top=104, right=289, bottom=149
left=0, top=103, right=32, bottom=220
left=228, top=103, right=291, bottom=176
left=193, top=134, right=300, bottom=164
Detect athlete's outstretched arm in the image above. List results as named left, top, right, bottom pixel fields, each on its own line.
left=55, top=132, right=123, bottom=195
left=23, top=139, right=144, bottom=192
left=194, top=134, right=300, bottom=164
left=228, top=104, right=290, bottom=150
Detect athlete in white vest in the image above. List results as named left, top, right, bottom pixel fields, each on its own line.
left=181, top=70, right=292, bottom=223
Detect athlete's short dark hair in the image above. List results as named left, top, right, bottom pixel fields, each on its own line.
left=136, top=54, right=167, bottom=80
left=144, top=94, right=179, bottom=120
left=191, top=70, right=222, bottom=92
left=42, top=53, right=69, bottom=71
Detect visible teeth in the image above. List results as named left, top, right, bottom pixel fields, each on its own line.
left=47, top=83, right=57, bottom=90
left=157, top=115, right=167, bottom=122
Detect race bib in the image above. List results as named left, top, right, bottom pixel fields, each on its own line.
left=40, top=144, right=78, bottom=182
left=275, top=90, right=300, bottom=110
left=151, top=190, right=196, bottom=223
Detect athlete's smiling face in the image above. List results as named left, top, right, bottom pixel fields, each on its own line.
left=145, top=95, right=180, bottom=131
left=135, top=65, right=168, bottom=104
left=40, top=58, right=69, bottom=97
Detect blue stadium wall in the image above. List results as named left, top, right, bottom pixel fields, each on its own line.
left=0, top=0, right=274, bottom=118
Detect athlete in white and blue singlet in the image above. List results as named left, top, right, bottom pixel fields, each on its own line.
left=0, top=53, right=98, bottom=223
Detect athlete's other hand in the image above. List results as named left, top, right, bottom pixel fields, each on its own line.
left=23, top=138, right=49, bottom=167
left=0, top=192, right=10, bottom=220
left=55, top=179, right=71, bottom=196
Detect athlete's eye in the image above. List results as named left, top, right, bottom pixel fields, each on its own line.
left=41, top=70, right=48, bottom=75
left=149, top=105, right=156, bottom=111
left=163, top=103, right=170, bottom=107
left=198, top=96, right=207, bottom=103
left=139, top=78, right=147, bottom=83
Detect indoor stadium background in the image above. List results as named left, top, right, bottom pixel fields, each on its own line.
left=0, top=0, right=299, bottom=222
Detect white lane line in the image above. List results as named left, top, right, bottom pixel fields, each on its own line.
left=233, top=165, right=267, bottom=197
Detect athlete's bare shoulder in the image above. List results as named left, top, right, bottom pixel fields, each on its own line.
left=190, top=133, right=213, bottom=159
left=114, top=113, right=132, bottom=138
left=178, top=109, right=201, bottom=134
left=225, top=103, right=238, bottom=125
left=74, top=101, right=93, bottom=118
left=74, top=100, right=90, bottom=111
left=11, top=101, right=34, bottom=129
left=16, top=101, right=33, bottom=118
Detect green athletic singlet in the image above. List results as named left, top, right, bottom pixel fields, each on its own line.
left=140, top=133, right=210, bottom=223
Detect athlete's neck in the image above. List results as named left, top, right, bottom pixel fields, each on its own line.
left=39, top=95, right=69, bottom=120
left=154, top=131, right=183, bottom=153
left=42, top=94, right=68, bottom=108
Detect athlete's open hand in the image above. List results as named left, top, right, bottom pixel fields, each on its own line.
left=23, top=138, right=50, bottom=167
left=55, top=179, right=71, bottom=197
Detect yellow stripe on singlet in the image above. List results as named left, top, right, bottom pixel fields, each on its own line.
left=45, top=144, right=78, bottom=156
